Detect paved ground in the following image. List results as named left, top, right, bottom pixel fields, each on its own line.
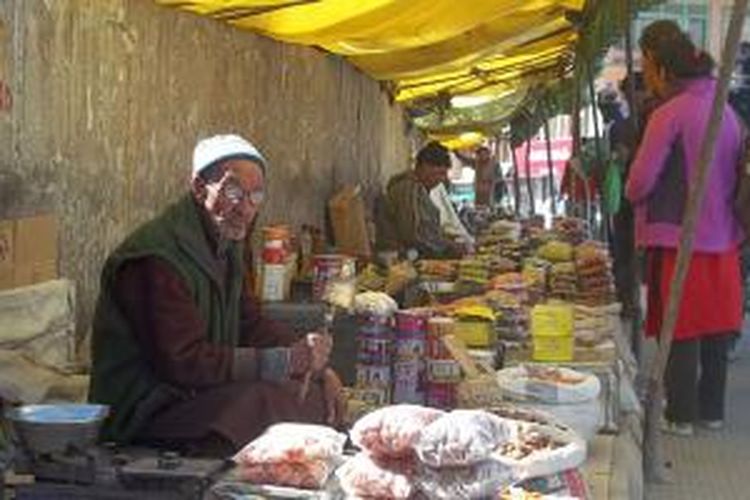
left=645, top=316, right=750, bottom=500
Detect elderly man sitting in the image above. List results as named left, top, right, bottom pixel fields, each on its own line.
left=89, top=134, right=344, bottom=456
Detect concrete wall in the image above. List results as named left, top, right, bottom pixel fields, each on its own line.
left=0, top=0, right=414, bottom=341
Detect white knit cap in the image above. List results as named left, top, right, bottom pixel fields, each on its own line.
left=192, top=134, right=267, bottom=177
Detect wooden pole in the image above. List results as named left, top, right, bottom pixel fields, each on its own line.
left=569, top=64, right=582, bottom=218
left=543, top=98, right=557, bottom=216
left=623, top=0, right=642, bottom=362
left=623, top=0, right=640, bottom=138
left=525, top=115, right=536, bottom=216
left=511, top=132, right=522, bottom=216
left=644, top=0, right=748, bottom=483
left=587, top=60, right=607, bottom=241
left=493, top=135, right=502, bottom=211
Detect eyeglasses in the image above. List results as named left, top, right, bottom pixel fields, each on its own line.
left=222, top=180, right=265, bottom=206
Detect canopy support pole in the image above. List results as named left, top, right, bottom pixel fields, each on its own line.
left=543, top=98, right=557, bottom=216
left=525, top=113, right=536, bottom=216
left=624, top=0, right=640, bottom=137
left=569, top=63, right=583, bottom=220
left=587, top=60, right=606, bottom=241
left=511, top=133, right=522, bottom=216
left=644, top=0, right=748, bottom=482
left=623, top=0, right=643, bottom=363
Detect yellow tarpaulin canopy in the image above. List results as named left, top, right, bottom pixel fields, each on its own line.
left=156, top=0, right=587, bottom=142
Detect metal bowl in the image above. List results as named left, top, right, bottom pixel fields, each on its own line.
left=5, top=404, right=109, bottom=454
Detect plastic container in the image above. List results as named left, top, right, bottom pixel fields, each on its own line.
left=532, top=334, right=574, bottom=362
left=427, top=360, right=462, bottom=383
left=531, top=303, right=574, bottom=362
left=394, top=337, right=426, bottom=363
left=392, top=361, right=425, bottom=405
left=260, top=263, right=293, bottom=302
left=455, top=321, right=496, bottom=347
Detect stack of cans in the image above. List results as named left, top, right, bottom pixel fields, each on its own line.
left=392, top=310, right=429, bottom=404
left=355, top=313, right=393, bottom=406
left=425, top=317, right=462, bottom=409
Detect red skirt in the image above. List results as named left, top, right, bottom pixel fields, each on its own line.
left=646, top=247, right=743, bottom=341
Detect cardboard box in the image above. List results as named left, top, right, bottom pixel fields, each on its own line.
left=0, top=214, right=58, bottom=290
left=16, top=215, right=57, bottom=263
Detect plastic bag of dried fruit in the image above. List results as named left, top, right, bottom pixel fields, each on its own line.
left=337, top=453, right=417, bottom=500
left=233, top=423, right=346, bottom=489
left=236, top=460, right=334, bottom=490
left=415, top=410, right=513, bottom=467
left=493, top=421, right=586, bottom=480
left=350, top=405, right=445, bottom=459
left=416, top=459, right=516, bottom=499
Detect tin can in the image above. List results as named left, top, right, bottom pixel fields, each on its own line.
left=396, top=310, right=429, bottom=334
left=358, top=313, right=392, bottom=329
left=358, top=322, right=392, bottom=338
left=355, top=387, right=391, bottom=406
left=392, top=361, right=425, bottom=405
left=357, top=335, right=392, bottom=365
left=356, top=364, right=391, bottom=389
left=426, top=382, right=456, bottom=409
left=427, top=359, right=463, bottom=383
left=426, top=333, right=453, bottom=360
left=393, top=336, right=426, bottom=363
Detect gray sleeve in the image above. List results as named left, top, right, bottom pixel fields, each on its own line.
left=232, top=347, right=291, bottom=382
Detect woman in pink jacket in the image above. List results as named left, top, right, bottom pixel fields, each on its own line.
left=626, top=20, right=745, bottom=436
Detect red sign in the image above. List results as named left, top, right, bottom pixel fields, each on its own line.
left=513, top=138, right=572, bottom=179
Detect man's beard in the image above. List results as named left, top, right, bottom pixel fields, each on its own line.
left=219, top=220, right=248, bottom=241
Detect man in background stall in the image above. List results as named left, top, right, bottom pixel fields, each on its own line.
left=456, top=145, right=506, bottom=209
left=376, top=141, right=468, bottom=259
left=89, top=134, right=344, bottom=456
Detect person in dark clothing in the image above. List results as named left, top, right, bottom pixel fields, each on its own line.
left=376, top=141, right=466, bottom=259
left=89, top=134, right=344, bottom=456
left=729, top=42, right=750, bottom=127
left=606, top=73, right=650, bottom=317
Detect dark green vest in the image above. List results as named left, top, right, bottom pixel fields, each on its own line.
left=89, top=195, right=244, bottom=443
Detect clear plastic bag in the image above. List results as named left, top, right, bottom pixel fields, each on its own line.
left=233, top=423, right=347, bottom=465
left=337, top=453, right=416, bottom=500
left=415, top=410, right=513, bottom=467
left=233, top=423, right=346, bottom=489
left=416, top=459, right=516, bottom=499
left=236, top=460, right=333, bottom=490
left=351, top=405, right=445, bottom=458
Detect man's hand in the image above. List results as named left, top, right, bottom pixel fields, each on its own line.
left=307, top=332, right=332, bottom=372
left=322, top=368, right=346, bottom=427
left=290, top=332, right=332, bottom=377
